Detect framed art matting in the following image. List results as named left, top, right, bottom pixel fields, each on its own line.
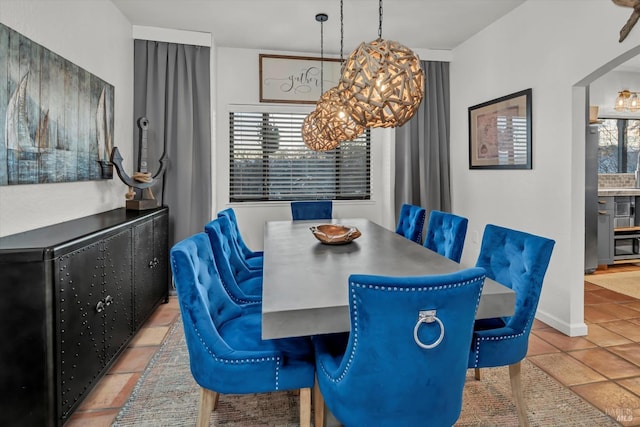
left=259, top=54, right=342, bottom=104
left=468, top=88, right=532, bottom=169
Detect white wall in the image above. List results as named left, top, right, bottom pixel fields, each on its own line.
left=0, top=0, right=134, bottom=237
left=214, top=47, right=452, bottom=251
left=451, top=0, right=640, bottom=336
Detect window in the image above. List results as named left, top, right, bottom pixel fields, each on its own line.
left=229, top=111, right=371, bottom=202
left=599, top=119, right=640, bottom=173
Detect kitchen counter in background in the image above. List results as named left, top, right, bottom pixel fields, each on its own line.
left=598, top=188, right=640, bottom=196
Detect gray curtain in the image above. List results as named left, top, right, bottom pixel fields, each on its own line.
left=394, top=61, right=450, bottom=220
left=133, top=40, right=212, bottom=246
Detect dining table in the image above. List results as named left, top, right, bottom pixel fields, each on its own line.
left=261, top=218, right=516, bottom=340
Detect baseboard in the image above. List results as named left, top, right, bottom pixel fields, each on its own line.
left=535, top=310, right=588, bottom=337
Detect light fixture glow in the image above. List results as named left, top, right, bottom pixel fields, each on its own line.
left=316, top=87, right=364, bottom=142
left=302, top=110, right=340, bottom=151
left=614, top=89, right=640, bottom=112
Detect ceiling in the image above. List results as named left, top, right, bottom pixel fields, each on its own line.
left=111, top=0, right=526, bottom=54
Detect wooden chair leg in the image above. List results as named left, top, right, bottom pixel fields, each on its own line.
left=474, top=367, right=481, bottom=380
left=212, top=389, right=220, bottom=411
left=509, top=362, right=530, bottom=427
left=299, top=387, right=312, bottom=427
left=313, top=380, right=325, bottom=427
left=197, top=387, right=218, bottom=427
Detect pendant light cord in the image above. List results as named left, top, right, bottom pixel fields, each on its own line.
left=320, top=17, right=324, bottom=93
left=378, top=0, right=383, bottom=39
left=315, top=12, right=328, bottom=94
left=340, top=0, right=344, bottom=63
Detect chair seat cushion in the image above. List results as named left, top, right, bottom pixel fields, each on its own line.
left=237, top=276, right=263, bottom=296
left=219, top=311, right=313, bottom=363
left=245, top=255, right=264, bottom=269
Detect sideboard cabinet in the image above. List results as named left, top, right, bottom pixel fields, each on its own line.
left=0, top=207, right=169, bottom=426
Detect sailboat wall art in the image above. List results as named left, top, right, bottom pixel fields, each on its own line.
left=0, top=22, right=114, bottom=186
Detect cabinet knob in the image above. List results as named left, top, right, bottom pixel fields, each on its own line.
left=149, top=260, right=154, bottom=268
left=104, top=295, right=113, bottom=306
left=598, top=210, right=608, bottom=215
left=96, top=300, right=105, bottom=313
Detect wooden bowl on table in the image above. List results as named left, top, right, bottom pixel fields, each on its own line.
left=310, top=224, right=361, bottom=245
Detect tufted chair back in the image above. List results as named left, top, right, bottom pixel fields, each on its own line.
left=471, top=224, right=555, bottom=364
left=171, top=233, right=247, bottom=349
left=314, top=268, right=486, bottom=427
left=217, top=208, right=263, bottom=269
left=204, top=219, right=262, bottom=304
left=423, top=210, right=469, bottom=263
left=170, top=232, right=315, bottom=426
left=469, top=224, right=555, bottom=427
left=394, top=203, right=426, bottom=243
left=291, top=200, right=333, bottom=220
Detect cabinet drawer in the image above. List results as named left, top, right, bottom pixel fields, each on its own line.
left=597, top=197, right=614, bottom=211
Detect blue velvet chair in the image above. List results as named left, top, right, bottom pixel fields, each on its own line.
left=170, top=233, right=315, bottom=427
left=217, top=208, right=263, bottom=270
left=423, top=210, right=469, bottom=263
left=469, top=224, right=555, bottom=427
left=204, top=218, right=262, bottom=305
left=214, top=212, right=263, bottom=273
left=395, top=203, right=426, bottom=244
left=313, top=268, right=486, bottom=427
left=206, top=216, right=261, bottom=282
left=291, top=200, right=332, bottom=221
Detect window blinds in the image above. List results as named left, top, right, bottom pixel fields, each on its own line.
left=229, top=111, right=370, bottom=202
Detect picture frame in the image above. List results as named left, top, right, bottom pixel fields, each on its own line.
left=1, top=22, right=115, bottom=185
left=259, top=54, right=342, bottom=104
left=468, top=88, right=532, bottom=169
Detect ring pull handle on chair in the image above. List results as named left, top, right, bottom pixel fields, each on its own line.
left=413, top=309, right=444, bottom=349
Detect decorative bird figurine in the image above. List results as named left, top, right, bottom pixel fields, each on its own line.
left=613, top=0, right=640, bottom=42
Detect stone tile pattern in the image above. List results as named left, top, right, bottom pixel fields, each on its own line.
left=65, top=298, right=180, bottom=427
left=66, top=264, right=640, bottom=427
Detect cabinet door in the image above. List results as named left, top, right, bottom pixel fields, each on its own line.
left=133, top=211, right=169, bottom=327
left=151, top=212, right=169, bottom=306
left=597, top=209, right=614, bottom=265
left=56, top=241, right=104, bottom=419
left=133, top=219, right=154, bottom=327
left=103, top=229, right=134, bottom=364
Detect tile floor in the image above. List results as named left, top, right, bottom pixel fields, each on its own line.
left=527, top=263, right=640, bottom=427
left=66, top=264, right=640, bottom=427
left=65, top=296, right=181, bottom=427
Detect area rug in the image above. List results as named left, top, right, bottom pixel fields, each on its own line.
left=585, top=271, right=640, bottom=300
left=113, top=319, right=619, bottom=427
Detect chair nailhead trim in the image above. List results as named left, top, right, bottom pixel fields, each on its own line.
left=172, top=259, right=281, bottom=390
left=471, top=317, right=534, bottom=368
left=193, top=325, right=282, bottom=389
left=318, top=276, right=485, bottom=383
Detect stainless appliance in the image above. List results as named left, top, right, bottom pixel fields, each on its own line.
left=614, top=197, right=635, bottom=228
left=585, top=123, right=599, bottom=273
left=615, top=235, right=640, bottom=256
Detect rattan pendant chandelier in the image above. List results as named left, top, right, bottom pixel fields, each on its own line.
left=316, top=87, right=364, bottom=141
left=302, top=13, right=341, bottom=151
left=302, top=110, right=341, bottom=151
left=314, top=0, right=365, bottom=142
left=339, top=0, right=423, bottom=128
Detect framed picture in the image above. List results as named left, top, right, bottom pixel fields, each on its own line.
left=468, top=88, right=532, bottom=169
left=0, top=22, right=114, bottom=185
left=259, top=54, right=342, bottom=104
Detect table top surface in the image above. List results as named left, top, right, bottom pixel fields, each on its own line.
left=261, top=218, right=515, bottom=339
